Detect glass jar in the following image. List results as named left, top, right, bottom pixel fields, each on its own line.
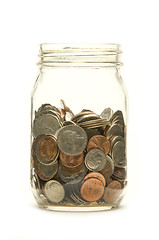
left=31, top=43, right=128, bottom=211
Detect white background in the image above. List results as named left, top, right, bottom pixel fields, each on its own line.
left=0, top=0, right=159, bottom=240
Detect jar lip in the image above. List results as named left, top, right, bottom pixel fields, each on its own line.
left=40, top=43, right=121, bottom=53
left=39, top=43, right=122, bottom=67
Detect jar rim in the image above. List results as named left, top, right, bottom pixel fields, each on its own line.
left=40, top=43, right=121, bottom=53
left=39, top=43, right=122, bottom=67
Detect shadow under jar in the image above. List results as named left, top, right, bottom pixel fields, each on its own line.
left=31, top=43, right=128, bottom=211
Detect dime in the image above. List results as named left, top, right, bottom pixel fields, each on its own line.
left=112, top=141, right=126, bottom=166
left=87, top=135, right=110, bottom=155
left=57, top=125, right=87, bottom=155
left=58, top=164, right=87, bottom=184
left=44, top=180, right=65, bottom=203
left=37, top=160, right=58, bottom=181
left=80, top=178, right=104, bottom=202
left=100, top=108, right=113, bottom=121
left=35, top=135, right=59, bottom=165
left=103, top=180, right=122, bottom=204
left=111, top=110, right=124, bottom=123
left=60, top=151, right=84, bottom=173
left=83, top=172, right=106, bottom=187
left=100, top=155, right=114, bottom=180
left=85, top=149, right=107, bottom=172
left=32, top=113, right=60, bottom=137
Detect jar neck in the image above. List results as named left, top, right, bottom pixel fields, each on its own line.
left=38, top=43, right=122, bottom=68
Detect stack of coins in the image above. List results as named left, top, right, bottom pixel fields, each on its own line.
left=31, top=102, right=127, bottom=206
left=33, top=104, right=63, bottom=137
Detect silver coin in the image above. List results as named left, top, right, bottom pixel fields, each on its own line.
left=37, top=103, right=53, bottom=113
left=31, top=168, right=40, bottom=189
left=110, top=136, right=125, bottom=154
left=33, top=113, right=60, bottom=137
left=112, top=141, right=126, bottom=166
left=58, top=165, right=87, bottom=184
left=44, top=180, right=65, bottom=203
left=111, top=110, right=124, bottom=122
left=39, top=160, right=58, bottom=179
left=100, top=155, right=114, bottom=179
left=85, top=149, right=107, bottom=172
left=105, top=123, right=124, bottom=139
left=100, top=108, right=113, bottom=121
left=71, top=111, right=94, bottom=122
left=57, top=125, right=87, bottom=155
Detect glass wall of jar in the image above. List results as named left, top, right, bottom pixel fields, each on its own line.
left=31, top=43, right=128, bottom=211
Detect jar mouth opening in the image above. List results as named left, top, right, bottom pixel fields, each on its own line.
left=40, top=43, right=121, bottom=53
left=39, top=43, right=122, bottom=67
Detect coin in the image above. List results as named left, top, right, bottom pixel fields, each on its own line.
left=112, top=166, right=126, bottom=180
left=37, top=160, right=58, bottom=181
left=103, top=180, right=122, bottom=204
left=58, top=164, right=87, bottom=184
left=83, top=172, right=106, bottom=187
left=112, top=141, right=126, bottom=166
left=87, top=135, right=110, bottom=155
left=57, top=125, right=87, bottom=155
left=110, top=136, right=125, bottom=153
left=111, top=110, right=124, bottom=122
left=33, top=113, right=60, bottom=137
left=100, top=155, right=114, bottom=180
left=31, top=168, right=40, bottom=189
left=85, top=149, right=107, bottom=172
left=35, top=135, right=59, bottom=165
left=76, top=114, right=100, bottom=123
left=105, top=123, right=124, bottom=139
left=80, top=178, right=104, bottom=202
left=44, top=180, right=65, bottom=203
left=100, top=108, right=113, bottom=121
left=60, top=151, right=84, bottom=173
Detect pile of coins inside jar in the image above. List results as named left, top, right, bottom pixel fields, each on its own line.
left=31, top=101, right=127, bottom=207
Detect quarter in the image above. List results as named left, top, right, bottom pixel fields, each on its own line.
left=33, top=113, right=60, bottom=137
left=57, top=125, right=87, bottom=155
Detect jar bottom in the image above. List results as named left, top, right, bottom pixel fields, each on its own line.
left=32, top=187, right=124, bottom=212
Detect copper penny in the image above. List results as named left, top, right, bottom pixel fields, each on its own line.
left=87, top=135, right=110, bottom=155
left=103, top=180, right=121, bottom=204
left=83, top=172, right=106, bottom=187
left=35, top=135, right=59, bottom=164
left=60, top=151, right=84, bottom=169
left=80, top=178, right=104, bottom=202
